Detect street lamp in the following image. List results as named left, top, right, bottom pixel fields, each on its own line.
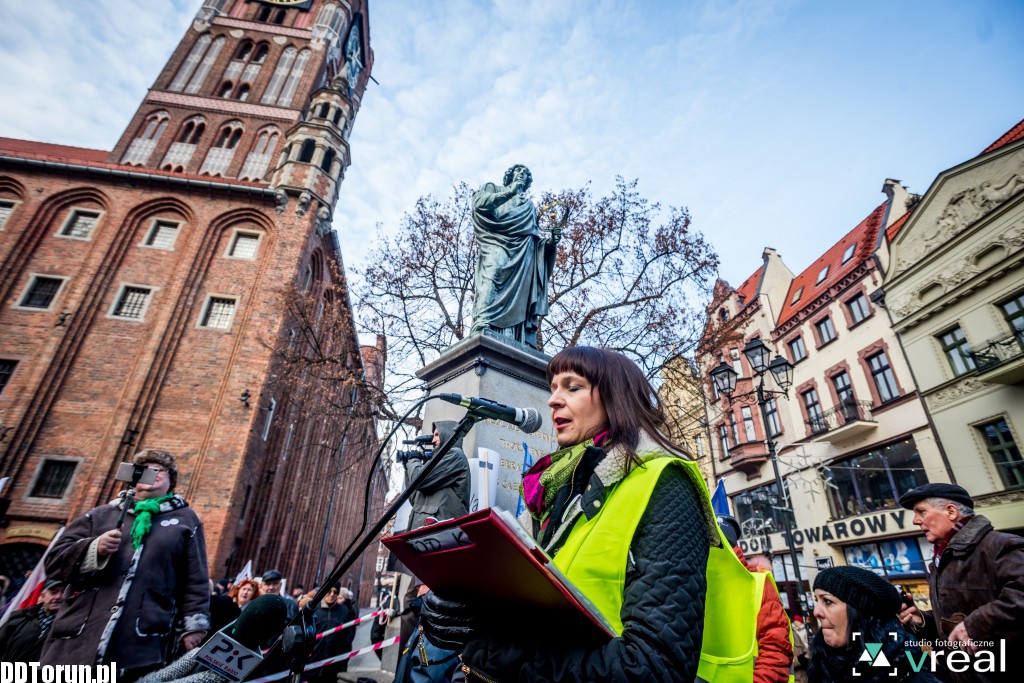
left=710, top=340, right=804, bottom=617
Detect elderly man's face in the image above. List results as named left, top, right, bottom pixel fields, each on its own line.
left=40, top=587, right=64, bottom=613
left=262, top=579, right=282, bottom=595
left=912, top=500, right=958, bottom=543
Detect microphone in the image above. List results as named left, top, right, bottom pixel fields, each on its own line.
left=139, top=596, right=289, bottom=683
left=438, top=394, right=543, bottom=434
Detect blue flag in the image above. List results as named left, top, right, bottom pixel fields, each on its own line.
left=515, top=443, right=534, bottom=517
left=710, top=479, right=729, bottom=516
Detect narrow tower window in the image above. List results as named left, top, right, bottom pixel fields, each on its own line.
left=185, top=36, right=226, bottom=94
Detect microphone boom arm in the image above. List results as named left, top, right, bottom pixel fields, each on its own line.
left=258, top=409, right=485, bottom=681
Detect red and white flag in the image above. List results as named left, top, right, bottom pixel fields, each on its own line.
left=0, top=526, right=65, bottom=627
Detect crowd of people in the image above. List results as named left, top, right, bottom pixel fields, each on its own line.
left=2, top=347, right=1022, bottom=683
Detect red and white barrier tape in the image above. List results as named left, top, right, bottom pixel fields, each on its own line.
left=248, top=636, right=401, bottom=683
left=315, top=609, right=386, bottom=639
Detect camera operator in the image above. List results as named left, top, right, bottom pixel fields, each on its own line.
left=395, top=421, right=470, bottom=649
left=397, top=421, right=470, bottom=532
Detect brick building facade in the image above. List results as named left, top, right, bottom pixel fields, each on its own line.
left=0, top=0, right=386, bottom=602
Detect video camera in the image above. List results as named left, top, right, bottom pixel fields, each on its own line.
left=396, top=434, right=433, bottom=464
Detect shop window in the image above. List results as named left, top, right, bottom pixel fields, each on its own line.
left=826, top=438, right=928, bottom=519
left=733, top=481, right=796, bottom=535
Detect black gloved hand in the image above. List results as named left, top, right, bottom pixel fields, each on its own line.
left=419, top=591, right=480, bottom=651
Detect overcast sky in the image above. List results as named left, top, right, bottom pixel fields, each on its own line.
left=1, top=0, right=1022, bottom=290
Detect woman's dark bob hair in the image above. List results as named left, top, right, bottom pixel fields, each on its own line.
left=547, top=346, right=689, bottom=461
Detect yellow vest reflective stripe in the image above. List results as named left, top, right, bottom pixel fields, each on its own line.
left=552, top=456, right=759, bottom=683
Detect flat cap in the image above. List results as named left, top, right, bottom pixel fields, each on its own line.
left=261, top=569, right=283, bottom=582
left=898, top=483, right=973, bottom=510
left=43, top=578, right=66, bottom=591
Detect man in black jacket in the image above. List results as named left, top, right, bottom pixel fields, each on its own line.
left=0, top=579, right=65, bottom=662
left=308, top=584, right=356, bottom=683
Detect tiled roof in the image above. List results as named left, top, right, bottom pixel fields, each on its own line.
left=885, top=209, right=912, bottom=242
left=0, top=137, right=108, bottom=163
left=735, top=266, right=763, bottom=303
left=777, top=202, right=887, bottom=326
left=0, top=136, right=269, bottom=189
left=981, top=117, right=1024, bottom=155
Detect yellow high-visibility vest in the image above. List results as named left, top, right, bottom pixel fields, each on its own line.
left=552, top=456, right=759, bottom=683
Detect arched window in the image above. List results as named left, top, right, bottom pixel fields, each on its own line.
left=200, top=121, right=244, bottom=176
left=239, top=126, right=280, bottom=180
left=218, top=81, right=234, bottom=98
left=312, top=3, right=346, bottom=46
left=177, top=117, right=206, bottom=144
left=122, top=110, right=169, bottom=165
left=261, top=47, right=296, bottom=104
left=272, top=9, right=287, bottom=24
left=276, top=49, right=310, bottom=107
left=331, top=109, right=343, bottom=126
left=320, top=148, right=335, bottom=173
left=160, top=115, right=205, bottom=171
left=223, top=40, right=269, bottom=99
left=316, top=103, right=330, bottom=119
left=298, top=139, right=316, bottom=163
left=234, top=41, right=252, bottom=62
left=256, top=5, right=272, bottom=21
left=180, top=36, right=225, bottom=95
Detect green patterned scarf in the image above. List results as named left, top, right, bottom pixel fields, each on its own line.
left=131, top=494, right=174, bottom=549
left=521, top=439, right=594, bottom=525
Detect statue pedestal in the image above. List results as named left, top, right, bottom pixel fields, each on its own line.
left=417, top=332, right=557, bottom=512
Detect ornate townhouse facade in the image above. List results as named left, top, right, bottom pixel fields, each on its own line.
left=881, top=119, right=1024, bottom=535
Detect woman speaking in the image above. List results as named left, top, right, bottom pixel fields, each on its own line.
left=421, top=346, right=759, bottom=682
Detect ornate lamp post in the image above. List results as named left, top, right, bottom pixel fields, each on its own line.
left=710, top=338, right=805, bottom=616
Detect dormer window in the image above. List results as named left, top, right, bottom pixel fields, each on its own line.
left=790, top=286, right=804, bottom=305
left=842, top=243, right=857, bottom=264
left=816, top=266, right=830, bottom=285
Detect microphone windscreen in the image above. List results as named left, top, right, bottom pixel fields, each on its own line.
left=232, top=595, right=288, bottom=648
left=519, top=407, right=543, bottom=434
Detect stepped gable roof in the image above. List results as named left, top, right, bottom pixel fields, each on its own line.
left=981, top=117, right=1024, bottom=155
left=735, top=266, right=763, bottom=304
left=0, top=136, right=267, bottom=188
left=777, top=202, right=886, bottom=326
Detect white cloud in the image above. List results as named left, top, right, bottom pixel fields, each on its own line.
left=2, top=0, right=1023, bottom=293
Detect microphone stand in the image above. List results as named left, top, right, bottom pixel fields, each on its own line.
left=268, top=409, right=485, bottom=683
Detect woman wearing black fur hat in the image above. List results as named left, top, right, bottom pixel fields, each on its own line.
left=808, top=566, right=940, bottom=682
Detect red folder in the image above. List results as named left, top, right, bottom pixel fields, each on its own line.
left=382, top=508, right=615, bottom=643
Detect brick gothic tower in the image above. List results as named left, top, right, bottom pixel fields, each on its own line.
left=0, top=0, right=386, bottom=599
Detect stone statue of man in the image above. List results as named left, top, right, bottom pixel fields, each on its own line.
left=470, top=165, right=561, bottom=349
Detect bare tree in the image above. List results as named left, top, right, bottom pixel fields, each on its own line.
left=355, top=177, right=721, bottom=409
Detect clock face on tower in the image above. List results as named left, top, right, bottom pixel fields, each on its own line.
left=258, top=0, right=313, bottom=7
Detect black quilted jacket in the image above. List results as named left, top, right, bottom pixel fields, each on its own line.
left=460, top=462, right=710, bottom=682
